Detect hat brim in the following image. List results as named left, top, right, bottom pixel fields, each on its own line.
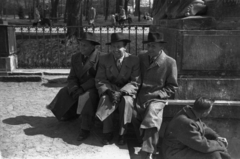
left=106, top=39, right=131, bottom=45
left=77, top=38, right=100, bottom=45
left=142, top=40, right=166, bottom=44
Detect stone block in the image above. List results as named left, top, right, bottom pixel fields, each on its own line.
left=0, top=55, right=18, bottom=72
left=177, top=78, right=240, bottom=100
left=150, top=26, right=240, bottom=76
left=155, top=16, right=216, bottom=30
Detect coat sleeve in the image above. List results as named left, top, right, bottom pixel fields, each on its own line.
left=203, top=122, right=220, bottom=140
left=156, top=59, right=178, bottom=99
left=67, top=55, right=80, bottom=94
left=95, top=58, right=116, bottom=95
left=174, top=120, right=227, bottom=153
left=120, top=57, right=141, bottom=98
left=80, top=62, right=99, bottom=91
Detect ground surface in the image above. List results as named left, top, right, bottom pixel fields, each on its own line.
left=0, top=80, right=147, bottom=159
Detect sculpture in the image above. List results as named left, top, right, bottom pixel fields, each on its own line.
left=152, top=0, right=208, bottom=19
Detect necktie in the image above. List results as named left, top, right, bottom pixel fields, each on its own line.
left=116, top=59, right=122, bottom=70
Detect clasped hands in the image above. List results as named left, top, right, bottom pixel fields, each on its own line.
left=70, top=87, right=84, bottom=99
left=106, top=89, right=126, bottom=105
left=217, top=137, right=228, bottom=147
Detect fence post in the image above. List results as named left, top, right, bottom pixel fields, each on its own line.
left=0, top=20, right=17, bottom=73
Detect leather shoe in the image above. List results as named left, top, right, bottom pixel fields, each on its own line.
left=117, top=135, right=126, bottom=145
left=77, top=129, right=90, bottom=141
left=102, top=132, right=114, bottom=145
left=140, top=151, right=152, bottom=159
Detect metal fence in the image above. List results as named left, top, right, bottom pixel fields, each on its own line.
left=14, top=25, right=150, bottom=68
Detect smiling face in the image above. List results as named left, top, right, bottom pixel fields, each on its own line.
left=110, top=41, right=126, bottom=60
left=79, top=40, right=95, bottom=56
left=147, top=42, right=164, bottom=56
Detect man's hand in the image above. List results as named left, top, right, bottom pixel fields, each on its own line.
left=106, top=90, right=123, bottom=104
left=112, top=91, right=123, bottom=104
left=217, top=137, right=228, bottom=147
left=71, top=88, right=84, bottom=100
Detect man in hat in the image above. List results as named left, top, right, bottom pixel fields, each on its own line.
left=132, top=32, right=178, bottom=159
left=162, top=97, right=231, bottom=159
left=47, top=32, right=101, bottom=141
left=89, top=6, right=96, bottom=27
left=95, top=32, right=141, bottom=145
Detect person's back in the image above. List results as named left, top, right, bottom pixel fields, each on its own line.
left=162, top=97, right=231, bottom=159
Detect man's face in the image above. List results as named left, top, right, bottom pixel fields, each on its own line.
left=79, top=40, right=95, bottom=56
left=110, top=41, right=126, bottom=59
left=147, top=42, right=163, bottom=55
left=202, top=105, right=213, bottom=118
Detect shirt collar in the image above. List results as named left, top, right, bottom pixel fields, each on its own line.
left=149, top=50, right=163, bottom=61
left=115, top=52, right=125, bottom=63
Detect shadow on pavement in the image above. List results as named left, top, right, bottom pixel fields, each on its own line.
left=2, top=115, right=103, bottom=147
left=41, top=77, right=67, bottom=88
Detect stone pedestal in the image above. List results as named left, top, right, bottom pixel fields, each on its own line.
left=151, top=19, right=240, bottom=100
left=0, top=55, right=18, bottom=72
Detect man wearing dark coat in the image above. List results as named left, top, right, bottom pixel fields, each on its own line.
left=162, top=97, right=231, bottom=159
left=47, top=32, right=101, bottom=141
left=132, top=32, right=178, bottom=159
left=95, top=33, right=141, bottom=145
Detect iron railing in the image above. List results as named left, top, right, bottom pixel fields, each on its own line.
left=13, top=25, right=150, bottom=68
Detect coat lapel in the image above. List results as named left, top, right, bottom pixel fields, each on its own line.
left=115, top=53, right=130, bottom=82
left=148, top=50, right=166, bottom=70
left=79, top=49, right=99, bottom=79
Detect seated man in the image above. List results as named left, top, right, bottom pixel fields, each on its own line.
left=162, top=97, right=231, bottom=159
left=47, top=32, right=101, bottom=141
left=132, top=32, right=178, bottom=159
left=95, top=32, right=140, bottom=145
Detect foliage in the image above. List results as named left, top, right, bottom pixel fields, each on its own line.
left=16, top=31, right=147, bottom=68
left=18, top=6, right=24, bottom=19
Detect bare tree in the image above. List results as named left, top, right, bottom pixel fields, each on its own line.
left=135, top=0, right=141, bottom=21
left=116, top=0, right=124, bottom=14
left=51, top=0, right=59, bottom=18
left=104, top=0, right=109, bottom=21
left=66, top=0, right=83, bottom=45
left=0, top=0, right=8, bottom=18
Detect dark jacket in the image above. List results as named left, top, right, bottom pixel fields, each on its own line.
left=95, top=52, right=141, bottom=122
left=49, top=49, right=101, bottom=120
left=162, top=105, right=231, bottom=159
left=136, top=51, right=178, bottom=130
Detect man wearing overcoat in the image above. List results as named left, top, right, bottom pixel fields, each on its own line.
left=162, top=97, right=231, bottom=159
left=132, top=32, right=178, bottom=159
left=47, top=32, right=101, bottom=141
left=95, top=32, right=141, bottom=145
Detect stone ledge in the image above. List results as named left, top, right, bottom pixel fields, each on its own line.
left=163, top=100, right=240, bottom=119
left=0, top=75, right=42, bottom=82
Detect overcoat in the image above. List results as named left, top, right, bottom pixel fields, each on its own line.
left=162, top=106, right=231, bottom=159
left=95, top=52, right=141, bottom=123
left=136, top=51, right=178, bottom=131
left=49, top=49, right=100, bottom=120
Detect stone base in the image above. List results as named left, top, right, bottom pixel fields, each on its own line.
left=0, top=55, right=18, bottom=72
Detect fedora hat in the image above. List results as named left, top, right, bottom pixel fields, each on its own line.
left=142, top=32, right=166, bottom=44
left=106, top=33, right=131, bottom=45
left=77, top=32, right=100, bottom=45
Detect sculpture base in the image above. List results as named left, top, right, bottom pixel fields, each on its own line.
left=0, top=55, right=18, bottom=72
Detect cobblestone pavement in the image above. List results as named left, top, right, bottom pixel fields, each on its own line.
left=0, top=80, right=141, bottom=159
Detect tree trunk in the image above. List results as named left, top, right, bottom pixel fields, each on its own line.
left=116, top=0, right=124, bottom=13
left=66, top=0, right=83, bottom=45
left=51, top=0, right=59, bottom=18
left=135, top=0, right=141, bottom=21
left=64, top=0, right=69, bottom=23
left=124, top=0, right=129, bottom=15
left=104, top=0, right=109, bottom=21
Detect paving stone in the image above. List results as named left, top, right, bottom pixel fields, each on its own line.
left=0, top=81, right=138, bottom=159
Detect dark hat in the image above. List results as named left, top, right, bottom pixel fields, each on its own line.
left=106, top=33, right=131, bottom=45
left=142, top=32, right=166, bottom=44
left=77, top=32, right=100, bottom=45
